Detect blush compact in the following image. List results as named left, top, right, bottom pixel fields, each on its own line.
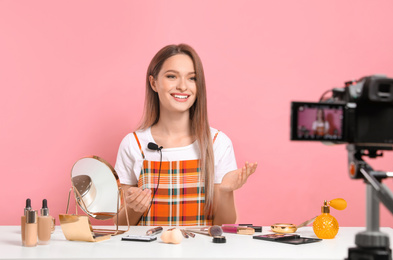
left=271, top=216, right=317, bottom=234
left=270, top=223, right=297, bottom=234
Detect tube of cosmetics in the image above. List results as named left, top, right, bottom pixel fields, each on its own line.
left=222, top=225, right=255, bottom=235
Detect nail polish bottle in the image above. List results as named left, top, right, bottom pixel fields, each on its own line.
left=21, top=198, right=32, bottom=246
left=25, top=210, right=38, bottom=247
left=38, top=199, right=52, bottom=245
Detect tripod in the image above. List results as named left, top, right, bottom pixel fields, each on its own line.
left=346, top=144, right=393, bottom=260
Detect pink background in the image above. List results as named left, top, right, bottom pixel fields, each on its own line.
left=1, top=0, right=393, bottom=228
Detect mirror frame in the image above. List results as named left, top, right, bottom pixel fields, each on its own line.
left=65, top=155, right=129, bottom=236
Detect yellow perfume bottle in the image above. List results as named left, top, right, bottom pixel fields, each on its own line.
left=313, top=198, right=347, bottom=239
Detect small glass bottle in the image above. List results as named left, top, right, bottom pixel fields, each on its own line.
left=21, top=198, right=32, bottom=246
left=38, top=199, right=52, bottom=245
left=25, top=210, right=38, bottom=247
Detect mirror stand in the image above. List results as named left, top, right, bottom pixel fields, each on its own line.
left=60, top=156, right=130, bottom=242
left=63, top=185, right=130, bottom=236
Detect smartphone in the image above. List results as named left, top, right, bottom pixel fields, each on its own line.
left=253, top=234, right=300, bottom=241
left=280, top=237, right=322, bottom=245
left=121, top=235, right=157, bottom=242
left=253, top=234, right=322, bottom=245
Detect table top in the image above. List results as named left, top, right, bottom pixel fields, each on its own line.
left=1, top=225, right=393, bottom=260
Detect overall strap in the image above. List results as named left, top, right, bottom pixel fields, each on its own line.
left=212, top=130, right=220, bottom=144
left=133, top=132, right=145, bottom=159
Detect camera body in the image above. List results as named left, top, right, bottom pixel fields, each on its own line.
left=291, top=75, right=393, bottom=148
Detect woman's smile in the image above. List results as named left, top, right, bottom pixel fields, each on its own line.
left=171, top=93, right=191, bottom=102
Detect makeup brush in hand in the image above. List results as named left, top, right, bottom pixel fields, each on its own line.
left=185, top=225, right=223, bottom=237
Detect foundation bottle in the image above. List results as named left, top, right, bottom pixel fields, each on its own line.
left=38, top=199, right=52, bottom=245
left=21, top=198, right=32, bottom=246
left=25, top=210, right=38, bottom=247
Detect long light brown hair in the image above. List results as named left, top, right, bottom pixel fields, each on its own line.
left=139, top=44, right=214, bottom=217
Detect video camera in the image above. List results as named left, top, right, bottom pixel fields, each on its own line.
left=291, top=75, right=393, bottom=148
left=291, top=75, right=393, bottom=259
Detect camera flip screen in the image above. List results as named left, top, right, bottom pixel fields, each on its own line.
left=291, top=102, right=346, bottom=142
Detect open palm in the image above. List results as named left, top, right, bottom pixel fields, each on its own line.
left=220, top=162, right=257, bottom=192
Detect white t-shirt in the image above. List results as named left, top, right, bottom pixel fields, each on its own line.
left=312, top=121, right=329, bottom=132
left=114, top=127, right=238, bottom=186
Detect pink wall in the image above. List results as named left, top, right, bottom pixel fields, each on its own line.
left=1, top=0, right=393, bottom=228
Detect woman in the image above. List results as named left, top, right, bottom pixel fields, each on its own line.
left=115, top=44, right=257, bottom=226
left=312, top=108, right=330, bottom=136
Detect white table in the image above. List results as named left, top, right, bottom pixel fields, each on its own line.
left=1, top=226, right=392, bottom=260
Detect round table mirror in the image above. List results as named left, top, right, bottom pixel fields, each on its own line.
left=71, top=156, right=121, bottom=220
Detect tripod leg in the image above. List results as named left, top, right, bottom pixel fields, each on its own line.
left=346, top=183, right=391, bottom=260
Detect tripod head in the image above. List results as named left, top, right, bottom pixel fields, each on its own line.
left=346, top=144, right=393, bottom=260
left=346, top=144, right=393, bottom=215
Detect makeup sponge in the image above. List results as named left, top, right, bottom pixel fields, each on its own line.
left=160, top=228, right=183, bottom=244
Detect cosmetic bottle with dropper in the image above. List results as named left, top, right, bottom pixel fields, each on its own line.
left=21, top=198, right=32, bottom=246
left=38, top=199, right=52, bottom=245
left=25, top=210, right=38, bottom=247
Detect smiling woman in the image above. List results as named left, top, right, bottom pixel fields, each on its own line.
left=114, top=44, right=258, bottom=226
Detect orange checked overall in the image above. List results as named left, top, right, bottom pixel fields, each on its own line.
left=133, top=132, right=219, bottom=226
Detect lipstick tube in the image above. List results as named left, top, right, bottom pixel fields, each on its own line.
left=222, top=226, right=255, bottom=235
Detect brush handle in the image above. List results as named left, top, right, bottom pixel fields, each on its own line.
left=183, top=230, right=195, bottom=238
left=180, top=229, right=189, bottom=238
left=296, top=216, right=318, bottom=229
left=185, top=230, right=209, bottom=236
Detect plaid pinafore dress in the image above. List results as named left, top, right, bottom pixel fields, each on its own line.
left=133, top=131, right=220, bottom=226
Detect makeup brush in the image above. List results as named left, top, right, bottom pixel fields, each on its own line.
left=180, top=229, right=189, bottom=238
left=183, top=230, right=195, bottom=238
left=185, top=225, right=223, bottom=237
left=296, top=216, right=317, bottom=229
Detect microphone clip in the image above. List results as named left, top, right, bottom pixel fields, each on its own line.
left=148, top=142, right=163, bottom=151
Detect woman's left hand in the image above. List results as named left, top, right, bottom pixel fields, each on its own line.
left=220, top=162, right=258, bottom=192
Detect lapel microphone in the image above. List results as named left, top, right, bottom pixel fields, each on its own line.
left=148, top=142, right=163, bottom=151
left=142, top=142, right=163, bottom=225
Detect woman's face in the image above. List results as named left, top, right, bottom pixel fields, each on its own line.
left=317, top=109, right=324, bottom=120
left=150, top=54, right=197, bottom=114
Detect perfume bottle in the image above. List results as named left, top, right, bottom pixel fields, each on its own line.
left=313, top=198, right=347, bottom=239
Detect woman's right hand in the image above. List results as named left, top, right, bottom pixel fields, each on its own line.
left=124, top=187, right=152, bottom=213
